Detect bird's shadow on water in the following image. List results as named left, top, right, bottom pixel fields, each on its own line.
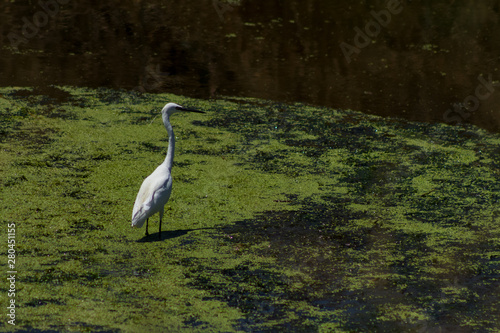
left=136, top=227, right=214, bottom=243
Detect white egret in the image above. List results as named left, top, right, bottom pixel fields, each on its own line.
left=131, top=103, right=204, bottom=239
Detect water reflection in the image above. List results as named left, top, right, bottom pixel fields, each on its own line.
left=1, top=0, right=499, bottom=132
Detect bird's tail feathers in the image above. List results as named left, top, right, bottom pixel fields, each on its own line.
left=131, top=208, right=148, bottom=228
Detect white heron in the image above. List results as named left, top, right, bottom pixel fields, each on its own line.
left=131, top=103, right=204, bottom=239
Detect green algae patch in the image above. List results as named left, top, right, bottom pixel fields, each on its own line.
left=1, top=86, right=500, bottom=332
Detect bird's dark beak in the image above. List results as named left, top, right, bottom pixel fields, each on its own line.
left=176, top=106, right=205, bottom=113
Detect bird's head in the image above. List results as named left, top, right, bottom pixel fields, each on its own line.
left=162, top=103, right=204, bottom=117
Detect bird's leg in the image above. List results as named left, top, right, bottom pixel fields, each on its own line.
left=145, top=219, right=149, bottom=236
left=159, top=208, right=164, bottom=240
left=159, top=216, right=162, bottom=240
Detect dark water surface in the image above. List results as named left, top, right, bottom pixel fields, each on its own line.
left=1, top=0, right=500, bottom=132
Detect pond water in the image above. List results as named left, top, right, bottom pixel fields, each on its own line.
left=1, top=0, right=500, bottom=132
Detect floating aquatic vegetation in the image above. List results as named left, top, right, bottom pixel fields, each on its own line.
left=0, top=86, right=499, bottom=331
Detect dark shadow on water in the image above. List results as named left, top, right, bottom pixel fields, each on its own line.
left=136, top=227, right=214, bottom=243
left=182, top=189, right=500, bottom=331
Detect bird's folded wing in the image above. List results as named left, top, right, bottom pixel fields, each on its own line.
left=131, top=173, right=171, bottom=227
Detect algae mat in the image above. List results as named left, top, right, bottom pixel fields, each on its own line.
left=0, top=86, right=500, bottom=332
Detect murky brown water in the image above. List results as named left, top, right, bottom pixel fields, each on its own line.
left=1, top=0, right=500, bottom=132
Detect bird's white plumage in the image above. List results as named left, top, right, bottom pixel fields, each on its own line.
left=131, top=163, right=172, bottom=228
left=130, top=102, right=203, bottom=238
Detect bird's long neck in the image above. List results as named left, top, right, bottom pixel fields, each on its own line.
left=163, top=115, right=175, bottom=171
